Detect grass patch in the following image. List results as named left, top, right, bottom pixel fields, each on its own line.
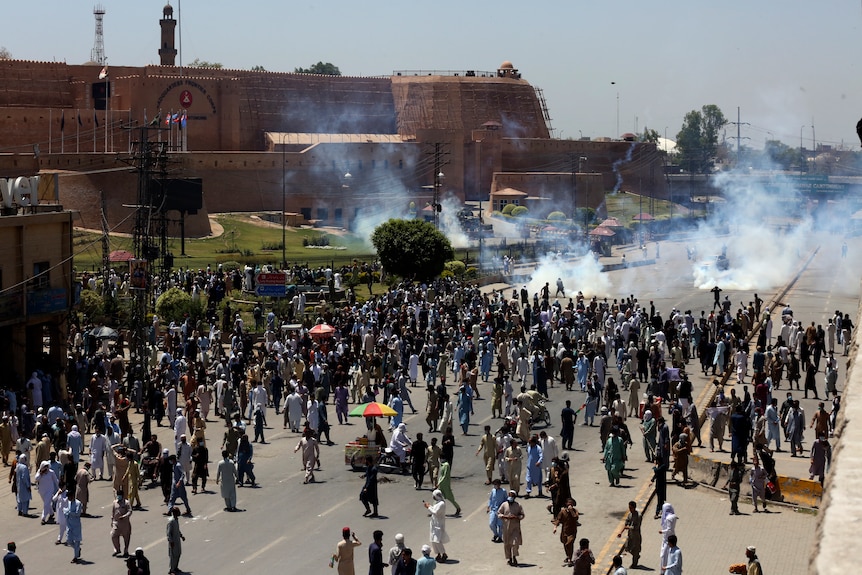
left=73, top=214, right=376, bottom=272
left=604, top=191, right=702, bottom=224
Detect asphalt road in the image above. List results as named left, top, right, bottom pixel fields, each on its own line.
left=6, top=232, right=859, bottom=574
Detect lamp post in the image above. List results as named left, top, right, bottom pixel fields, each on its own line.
left=433, top=171, right=444, bottom=229
left=611, top=81, right=619, bottom=137
left=281, top=136, right=286, bottom=270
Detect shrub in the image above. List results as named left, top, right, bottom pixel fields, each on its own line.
left=444, top=260, right=466, bottom=277
left=464, top=266, right=478, bottom=279
left=547, top=211, right=566, bottom=221
left=155, top=287, right=194, bottom=324
left=78, top=289, right=104, bottom=323
left=511, top=206, right=529, bottom=218
left=501, top=204, right=516, bottom=216
left=303, top=234, right=330, bottom=247
left=440, top=269, right=454, bottom=279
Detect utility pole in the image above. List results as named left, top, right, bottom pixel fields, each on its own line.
left=728, top=107, right=750, bottom=167
left=570, top=153, right=577, bottom=225
left=125, top=124, right=170, bottom=443
left=427, top=143, right=449, bottom=229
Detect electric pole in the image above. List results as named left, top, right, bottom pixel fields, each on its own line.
left=125, top=124, right=170, bottom=442
left=729, top=106, right=750, bottom=167
left=427, top=143, right=449, bottom=229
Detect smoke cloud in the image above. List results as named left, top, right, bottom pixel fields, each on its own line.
left=525, top=242, right=610, bottom=300
left=689, top=169, right=827, bottom=291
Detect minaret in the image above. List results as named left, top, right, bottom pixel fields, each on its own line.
left=159, top=3, right=177, bottom=66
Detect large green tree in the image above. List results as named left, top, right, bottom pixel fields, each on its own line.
left=371, top=219, right=454, bottom=281
left=294, top=61, right=341, bottom=76
left=676, top=105, right=727, bottom=173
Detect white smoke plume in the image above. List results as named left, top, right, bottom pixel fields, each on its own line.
left=689, top=169, right=815, bottom=291
left=526, top=246, right=610, bottom=300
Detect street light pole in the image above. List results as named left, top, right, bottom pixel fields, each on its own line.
left=281, top=136, right=286, bottom=270
left=611, top=81, right=619, bottom=137
left=433, top=171, right=444, bottom=229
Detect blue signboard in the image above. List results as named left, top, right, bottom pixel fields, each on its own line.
left=27, top=288, right=68, bottom=315
left=255, top=284, right=287, bottom=297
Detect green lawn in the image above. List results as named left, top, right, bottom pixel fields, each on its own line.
left=603, top=191, right=699, bottom=224
left=73, top=214, right=376, bottom=272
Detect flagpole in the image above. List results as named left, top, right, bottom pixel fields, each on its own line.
left=49, top=109, right=52, bottom=155
left=61, top=110, right=64, bottom=154
left=76, top=109, right=80, bottom=154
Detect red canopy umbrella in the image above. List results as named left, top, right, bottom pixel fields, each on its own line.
left=589, top=226, right=616, bottom=237
left=308, top=323, right=335, bottom=338
left=632, top=213, right=655, bottom=221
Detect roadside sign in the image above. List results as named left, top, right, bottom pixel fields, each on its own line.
left=256, top=272, right=287, bottom=285
left=255, top=272, right=287, bottom=297
left=256, top=284, right=287, bottom=297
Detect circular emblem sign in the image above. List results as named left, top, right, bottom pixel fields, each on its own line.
left=179, top=90, right=193, bottom=108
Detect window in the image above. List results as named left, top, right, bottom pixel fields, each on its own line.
left=317, top=208, right=329, bottom=221
left=300, top=208, right=311, bottom=221
left=334, top=208, right=343, bottom=225
left=31, top=261, right=49, bottom=290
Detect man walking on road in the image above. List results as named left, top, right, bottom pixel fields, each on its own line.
left=166, top=506, right=185, bottom=575
left=368, top=529, right=385, bottom=575
left=661, top=535, right=682, bottom=575
left=745, top=546, right=762, bottom=575
left=475, top=425, right=496, bottom=484
left=498, top=490, right=524, bottom=566
left=487, top=478, right=507, bottom=543
left=215, top=450, right=238, bottom=512
left=110, top=489, right=133, bottom=557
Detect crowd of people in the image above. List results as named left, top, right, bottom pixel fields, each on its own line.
left=1, top=257, right=849, bottom=573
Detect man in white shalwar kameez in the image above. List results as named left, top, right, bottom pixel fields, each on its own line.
left=424, top=490, right=449, bottom=562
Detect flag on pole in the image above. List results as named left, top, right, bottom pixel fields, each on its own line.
left=77, top=111, right=82, bottom=126
left=180, top=112, right=187, bottom=129
left=98, top=66, right=108, bottom=80
left=94, top=111, right=99, bottom=127
left=149, top=113, right=161, bottom=127
left=60, top=110, right=65, bottom=133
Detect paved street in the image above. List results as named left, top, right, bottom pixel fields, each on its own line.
left=4, top=231, right=857, bottom=574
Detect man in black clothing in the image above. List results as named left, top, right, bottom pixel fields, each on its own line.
left=411, top=433, right=428, bottom=490
left=560, top=400, right=575, bottom=450
left=369, top=530, right=385, bottom=575
left=3, top=542, right=23, bottom=575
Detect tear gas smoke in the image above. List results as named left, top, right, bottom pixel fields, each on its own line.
left=526, top=245, right=610, bottom=299
left=612, top=142, right=637, bottom=192
left=690, top=170, right=819, bottom=291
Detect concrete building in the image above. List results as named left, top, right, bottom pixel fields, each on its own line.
left=0, top=5, right=665, bottom=238
left=0, top=174, right=74, bottom=394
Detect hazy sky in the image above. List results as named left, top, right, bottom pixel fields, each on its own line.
left=4, top=0, right=861, bottom=150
